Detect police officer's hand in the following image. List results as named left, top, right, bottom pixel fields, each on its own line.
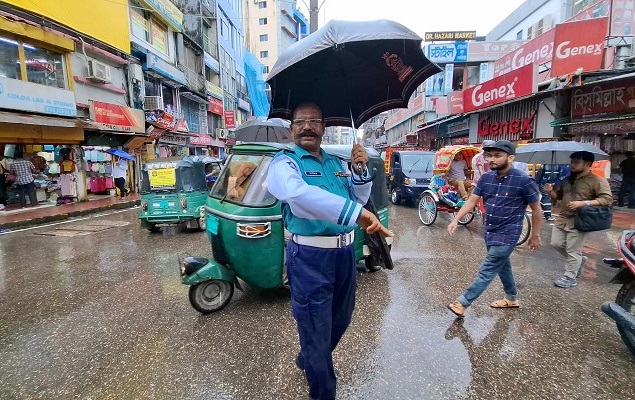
left=357, top=209, right=394, bottom=237
left=351, top=144, right=368, bottom=175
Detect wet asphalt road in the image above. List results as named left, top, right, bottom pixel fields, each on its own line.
left=1, top=205, right=635, bottom=400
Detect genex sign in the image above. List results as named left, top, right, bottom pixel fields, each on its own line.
left=463, top=64, right=536, bottom=113
left=478, top=111, right=536, bottom=139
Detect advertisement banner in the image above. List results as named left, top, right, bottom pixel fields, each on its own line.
left=145, top=110, right=177, bottom=130
left=159, top=133, right=188, bottom=146
left=425, top=31, right=476, bottom=41
left=467, top=41, right=525, bottom=62
left=463, top=64, right=536, bottom=113
left=447, top=118, right=470, bottom=137
left=427, top=43, right=468, bottom=63
left=224, top=110, right=236, bottom=129
left=444, top=64, right=454, bottom=95
left=493, top=28, right=556, bottom=77
left=189, top=134, right=213, bottom=146
left=138, top=0, right=183, bottom=32
left=448, top=91, right=464, bottom=115
left=434, top=96, right=449, bottom=114
left=89, top=101, right=145, bottom=133
left=149, top=168, right=176, bottom=188
left=551, top=17, right=608, bottom=76
left=569, top=119, right=635, bottom=134
left=0, top=76, right=76, bottom=117
left=206, top=81, right=224, bottom=99
left=479, top=63, right=489, bottom=83
left=209, top=97, right=223, bottom=115
left=571, top=77, right=635, bottom=120
left=425, top=72, right=446, bottom=97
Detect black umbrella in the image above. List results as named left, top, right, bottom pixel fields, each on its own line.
left=266, top=19, right=441, bottom=127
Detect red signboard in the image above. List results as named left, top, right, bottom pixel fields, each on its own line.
left=224, top=110, right=236, bottom=129
left=494, top=29, right=555, bottom=77
left=463, top=64, right=536, bottom=113
left=209, top=97, right=223, bottom=115
left=90, top=101, right=145, bottom=133
left=145, top=110, right=177, bottom=130
left=447, top=91, right=464, bottom=115
left=571, top=77, right=635, bottom=121
left=478, top=110, right=536, bottom=139
left=551, top=17, right=608, bottom=77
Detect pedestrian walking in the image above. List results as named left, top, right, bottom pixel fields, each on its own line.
left=266, top=103, right=393, bottom=400
left=9, top=149, right=38, bottom=208
left=471, top=140, right=496, bottom=182
left=545, top=151, right=613, bottom=288
left=112, top=156, right=128, bottom=200
left=535, top=164, right=562, bottom=221
left=618, top=151, right=635, bottom=208
left=447, top=140, right=542, bottom=318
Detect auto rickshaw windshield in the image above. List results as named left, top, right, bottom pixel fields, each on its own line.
left=209, top=154, right=276, bottom=206
left=141, top=158, right=207, bottom=193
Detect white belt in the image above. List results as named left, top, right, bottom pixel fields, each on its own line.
left=292, top=231, right=355, bottom=248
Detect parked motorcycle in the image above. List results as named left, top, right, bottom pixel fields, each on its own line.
left=602, top=230, right=635, bottom=356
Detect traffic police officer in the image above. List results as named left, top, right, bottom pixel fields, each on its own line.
left=267, top=103, right=393, bottom=400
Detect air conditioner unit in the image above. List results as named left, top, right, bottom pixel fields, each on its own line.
left=87, top=60, right=112, bottom=84
left=216, top=128, right=228, bottom=139
left=143, top=96, right=164, bottom=111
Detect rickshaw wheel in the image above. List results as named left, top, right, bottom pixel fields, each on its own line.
left=418, top=193, right=437, bottom=226
left=189, top=280, right=234, bottom=314
left=516, top=213, right=532, bottom=247
left=454, top=212, right=475, bottom=225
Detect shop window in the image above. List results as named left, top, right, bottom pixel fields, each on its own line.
left=0, top=35, right=21, bottom=80
left=259, top=34, right=268, bottom=42
left=24, top=43, right=65, bottom=88
left=149, top=19, right=169, bottom=55
left=131, top=6, right=150, bottom=42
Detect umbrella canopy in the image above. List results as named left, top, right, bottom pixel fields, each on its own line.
left=514, top=141, right=609, bottom=164
left=105, top=148, right=134, bottom=161
left=234, top=117, right=292, bottom=143
left=266, top=19, right=441, bottom=127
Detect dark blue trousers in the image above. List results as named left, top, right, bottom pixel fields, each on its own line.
left=286, top=240, right=357, bottom=400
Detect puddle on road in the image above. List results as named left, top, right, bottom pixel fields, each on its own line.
left=34, top=220, right=131, bottom=237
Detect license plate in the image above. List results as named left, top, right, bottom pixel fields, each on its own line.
left=159, top=200, right=169, bottom=209
left=206, top=215, right=219, bottom=235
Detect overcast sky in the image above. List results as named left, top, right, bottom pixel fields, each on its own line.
left=295, top=0, right=526, bottom=38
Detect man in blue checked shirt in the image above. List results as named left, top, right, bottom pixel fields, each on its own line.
left=267, top=102, right=393, bottom=400
left=446, top=140, right=542, bottom=318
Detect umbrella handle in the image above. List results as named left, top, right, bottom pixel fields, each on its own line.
left=352, top=165, right=375, bottom=185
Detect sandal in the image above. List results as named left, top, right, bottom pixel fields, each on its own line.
left=490, top=299, right=520, bottom=309
left=447, top=301, right=466, bottom=318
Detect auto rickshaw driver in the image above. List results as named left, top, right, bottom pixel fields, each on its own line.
left=228, top=161, right=256, bottom=201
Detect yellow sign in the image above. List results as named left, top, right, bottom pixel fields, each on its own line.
left=149, top=168, right=176, bottom=188
left=206, top=81, right=224, bottom=99
left=138, top=0, right=183, bottom=32
left=4, top=0, right=131, bottom=53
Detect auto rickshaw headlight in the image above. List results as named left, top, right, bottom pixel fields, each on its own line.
left=403, top=178, right=411, bottom=185
left=180, top=197, right=187, bottom=209
left=141, top=201, right=148, bottom=211
left=237, top=222, right=271, bottom=238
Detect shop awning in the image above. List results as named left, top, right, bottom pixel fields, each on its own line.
left=0, top=111, right=82, bottom=128
left=551, top=114, right=635, bottom=134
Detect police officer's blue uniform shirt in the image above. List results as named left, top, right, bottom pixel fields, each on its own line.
left=266, top=145, right=372, bottom=236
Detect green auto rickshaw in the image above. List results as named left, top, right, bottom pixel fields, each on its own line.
left=178, top=143, right=393, bottom=314
left=139, top=156, right=209, bottom=232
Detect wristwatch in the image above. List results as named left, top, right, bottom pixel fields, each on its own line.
left=584, top=200, right=592, bottom=206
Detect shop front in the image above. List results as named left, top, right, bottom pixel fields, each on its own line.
left=437, top=117, right=471, bottom=147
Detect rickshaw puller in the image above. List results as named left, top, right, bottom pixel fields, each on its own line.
left=267, top=103, right=393, bottom=400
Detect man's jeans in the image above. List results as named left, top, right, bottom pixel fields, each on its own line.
left=618, top=180, right=635, bottom=208
left=458, top=245, right=517, bottom=307
left=17, top=182, right=37, bottom=207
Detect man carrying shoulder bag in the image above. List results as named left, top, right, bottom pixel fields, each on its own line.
left=545, top=151, right=613, bottom=288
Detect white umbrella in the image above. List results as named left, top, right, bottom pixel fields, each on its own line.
left=515, top=141, right=609, bottom=164
left=234, top=117, right=292, bottom=143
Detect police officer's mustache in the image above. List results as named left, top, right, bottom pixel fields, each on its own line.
left=296, top=131, right=317, bottom=138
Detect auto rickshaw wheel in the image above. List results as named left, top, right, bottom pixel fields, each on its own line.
left=390, top=189, right=401, bottom=205
left=365, top=255, right=382, bottom=272
left=418, top=193, right=437, bottom=225
left=148, top=224, right=161, bottom=233
left=188, top=280, right=234, bottom=314
left=454, top=211, right=475, bottom=225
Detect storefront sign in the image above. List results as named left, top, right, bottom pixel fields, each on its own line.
left=145, top=109, right=177, bottom=130
left=138, top=0, right=183, bottom=32
left=467, top=41, right=525, bottom=62
left=89, top=101, right=145, bottom=133
left=463, top=64, right=536, bottom=112
left=189, top=133, right=213, bottom=146
left=144, top=54, right=187, bottom=85
left=427, top=43, right=468, bottom=63
left=176, top=118, right=189, bottom=133
left=237, top=98, right=251, bottom=112
left=425, top=71, right=446, bottom=97
left=0, top=76, right=76, bottom=117
left=206, top=81, right=224, bottom=100
left=209, top=96, right=223, bottom=115
left=453, top=137, right=470, bottom=145
left=405, top=134, right=417, bottom=145
left=569, top=119, right=635, bottom=134
left=448, top=91, right=464, bottom=115
left=159, top=133, right=188, bottom=146
left=434, top=96, right=448, bottom=114
left=551, top=17, right=608, bottom=77
left=425, top=31, right=476, bottom=41
left=479, top=63, right=489, bottom=83
left=447, top=118, right=470, bottom=136
left=494, top=29, right=556, bottom=77
left=224, top=110, right=236, bottom=129
left=478, top=111, right=536, bottom=139
left=571, top=77, right=635, bottom=120
left=204, top=52, right=220, bottom=73
left=149, top=168, right=176, bottom=188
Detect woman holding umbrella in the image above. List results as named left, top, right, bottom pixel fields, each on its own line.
left=112, top=155, right=128, bottom=200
